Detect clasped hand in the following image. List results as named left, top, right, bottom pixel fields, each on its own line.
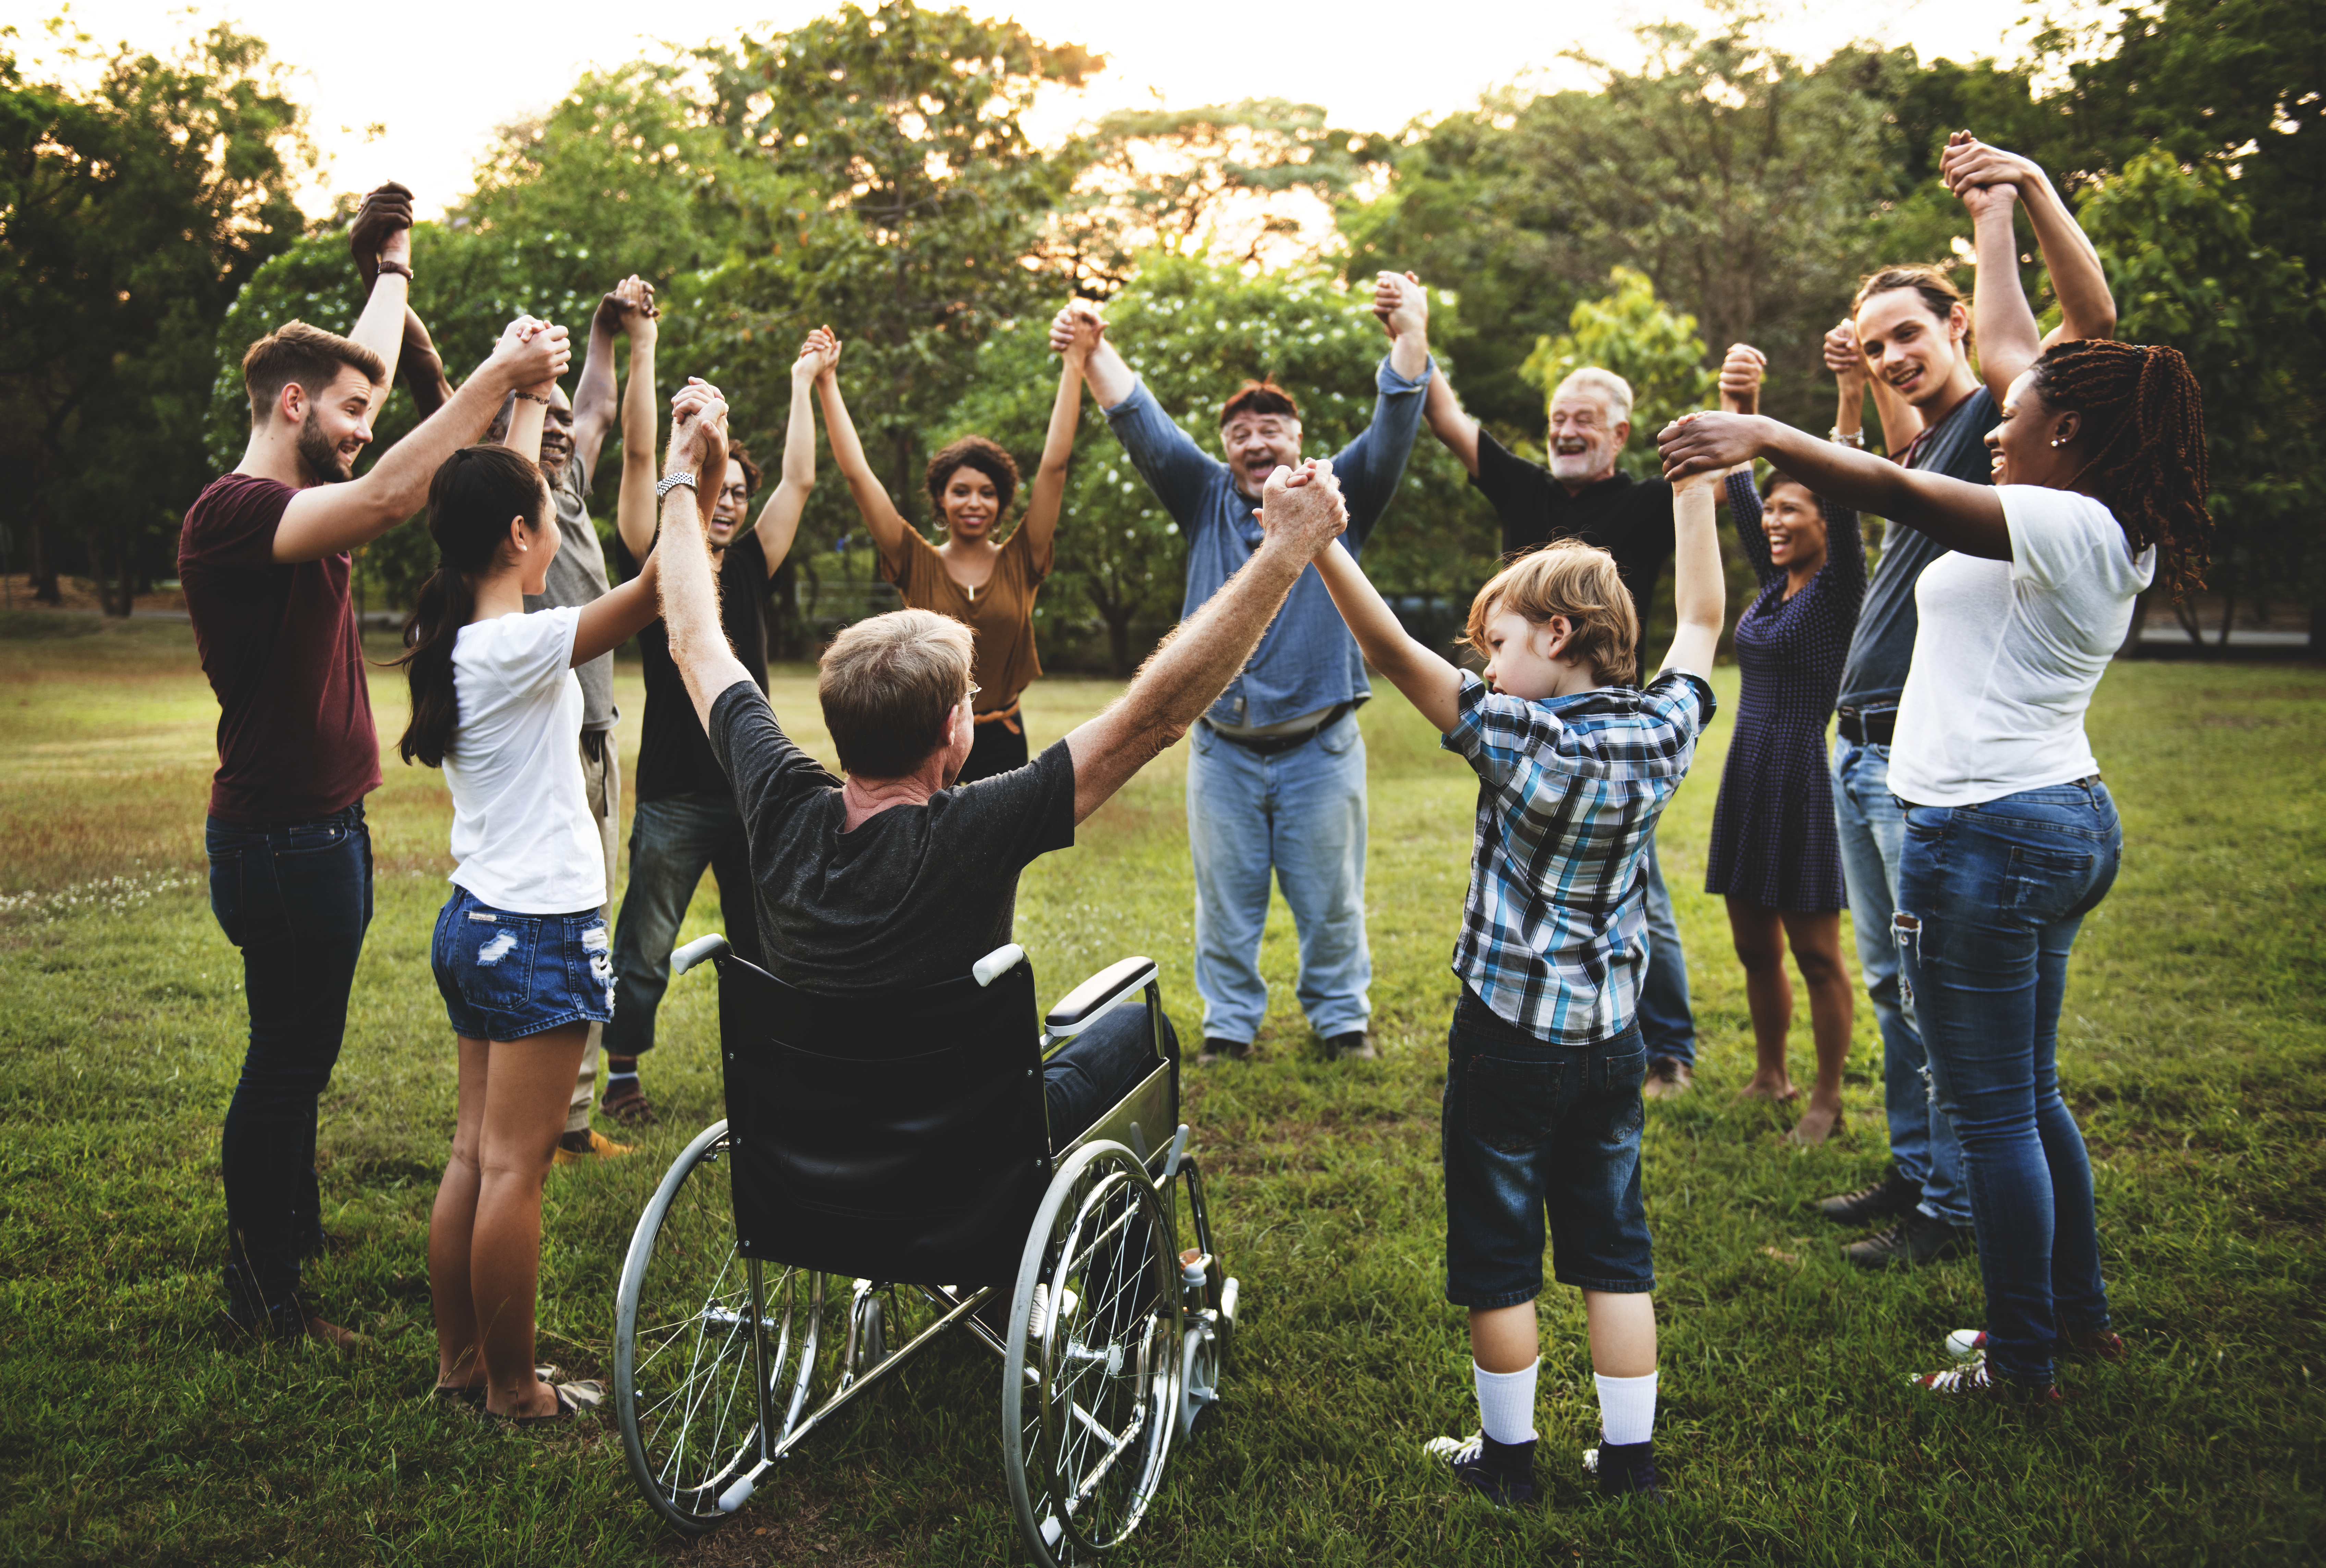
left=1253, top=459, right=1348, bottom=554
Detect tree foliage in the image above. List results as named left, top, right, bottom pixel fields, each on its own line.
left=0, top=20, right=309, bottom=609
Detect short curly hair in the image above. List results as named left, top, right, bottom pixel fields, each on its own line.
left=925, top=435, right=1019, bottom=519
left=1465, top=539, right=1639, bottom=687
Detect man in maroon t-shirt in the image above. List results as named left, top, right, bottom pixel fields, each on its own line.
left=184, top=190, right=570, bottom=1348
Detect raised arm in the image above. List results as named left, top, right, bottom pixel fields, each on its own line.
left=1054, top=299, right=1221, bottom=524
left=1962, top=181, right=2045, bottom=407
left=1660, top=463, right=1726, bottom=678
left=1333, top=273, right=1434, bottom=550
left=1726, top=469, right=1776, bottom=584
left=614, top=307, right=661, bottom=561
left=1659, top=412, right=2008, bottom=561
left=657, top=383, right=750, bottom=731
left=572, top=548, right=661, bottom=666
left=271, top=318, right=570, bottom=564
left=1419, top=367, right=1481, bottom=476
left=748, top=333, right=830, bottom=579
left=811, top=334, right=913, bottom=574
left=1019, top=313, right=1095, bottom=576
left=1942, top=133, right=2116, bottom=350
left=573, top=277, right=653, bottom=484
left=1314, top=536, right=1463, bottom=732
left=1056, top=299, right=1137, bottom=409
left=1063, top=462, right=1348, bottom=823
left=344, top=183, right=413, bottom=388
left=397, top=308, right=455, bottom=421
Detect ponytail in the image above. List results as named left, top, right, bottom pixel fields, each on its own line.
left=393, top=445, right=549, bottom=768
left=2027, top=340, right=2213, bottom=598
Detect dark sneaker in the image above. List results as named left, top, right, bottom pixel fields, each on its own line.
left=1423, top=1432, right=1537, bottom=1508
left=1814, top=1164, right=1921, bottom=1225
left=1585, top=1439, right=1666, bottom=1503
left=1195, top=1038, right=1250, bottom=1065
left=599, top=1082, right=657, bottom=1127
left=1642, top=1057, right=1693, bottom=1100
left=1908, top=1358, right=2063, bottom=1409
left=1844, top=1209, right=1971, bottom=1269
left=214, top=1300, right=364, bottom=1356
left=1948, top=1326, right=2125, bottom=1363
left=1327, top=1030, right=1379, bottom=1061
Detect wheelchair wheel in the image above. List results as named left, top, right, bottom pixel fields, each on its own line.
left=1001, top=1141, right=1181, bottom=1565
left=614, top=1120, right=827, bottom=1534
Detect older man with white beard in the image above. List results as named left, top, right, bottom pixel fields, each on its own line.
left=1412, top=336, right=1710, bottom=1100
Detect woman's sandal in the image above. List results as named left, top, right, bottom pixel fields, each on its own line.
left=488, top=1378, right=606, bottom=1426
left=433, top=1365, right=568, bottom=1408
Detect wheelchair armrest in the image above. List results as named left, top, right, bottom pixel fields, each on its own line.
left=672, top=933, right=730, bottom=977
left=1044, top=955, right=1157, bottom=1038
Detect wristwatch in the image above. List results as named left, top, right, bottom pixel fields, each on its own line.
left=1829, top=427, right=1867, bottom=448
left=656, top=472, right=697, bottom=499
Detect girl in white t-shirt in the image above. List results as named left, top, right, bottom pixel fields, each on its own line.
left=1657, top=146, right=2211, bottom=1404
left=393, top=406, right=712, bottom=1422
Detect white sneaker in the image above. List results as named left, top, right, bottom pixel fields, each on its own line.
left=1946, top=1329, right=1987, bottom=1360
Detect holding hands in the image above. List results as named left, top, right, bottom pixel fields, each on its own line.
left=669, top=377, right=731, bottom=532
left=1658, top=411, right=1766, bottom=482
left=489, top=314, right=571, bottom=393
left=349, top=181, right=415, bottom=289
left=1718, top=343, right=1765, bottom=416
left=1255, top=458, right=1349, bottom=556
left=1823, top=319, right=1870, bottom=397
left=795, top=325, right=842, bottom=384
left=596, top=274, right=659, bottom=335
left=1371, top=271, right=1428, bottom=343
left=1048, top=299, right=1106, bottom=359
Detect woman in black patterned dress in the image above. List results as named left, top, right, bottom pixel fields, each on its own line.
left=1705, top=344, right=1867, bottom=1146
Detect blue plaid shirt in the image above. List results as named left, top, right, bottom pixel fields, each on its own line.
left=1442, top=667, right=1717, bottom=1044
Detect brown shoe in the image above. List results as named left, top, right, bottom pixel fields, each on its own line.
left=553, top=1128, right=636, bottom=1166
left=1642, top=1057, right=1693, bottom=1100
left=215, top=1303, right=364, bottom=1357
left=1327, top=1030, right=1379, bottom=1062
left=599, top=1082, right=657, bottom=1127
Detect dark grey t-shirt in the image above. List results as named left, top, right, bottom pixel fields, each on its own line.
left=1835, top=387, right=2000, bottom=713
left=707, top=681, right=1077, bottom=988
left=522, top=450, right=616, bottom=731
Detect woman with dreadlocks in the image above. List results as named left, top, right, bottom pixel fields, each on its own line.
left=1658, top=137, right=2211, bottom=1405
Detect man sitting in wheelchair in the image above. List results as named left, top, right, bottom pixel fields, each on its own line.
left=650, top=383, right=1354, bottom=1140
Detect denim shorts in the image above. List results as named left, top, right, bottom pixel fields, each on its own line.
left=1442, top=989, right=1654, bottom=1308
left=431, top=886, right=614, bottom=1041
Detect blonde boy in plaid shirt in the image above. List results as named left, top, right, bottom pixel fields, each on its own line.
left=1313, top=452, right=1725, bottom=1507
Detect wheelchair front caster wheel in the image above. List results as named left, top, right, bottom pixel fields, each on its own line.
left=1178, top=1320, right=1220, bottom=1439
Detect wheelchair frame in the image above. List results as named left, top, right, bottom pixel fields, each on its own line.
left=612, top=936, right=1240, bottom=1566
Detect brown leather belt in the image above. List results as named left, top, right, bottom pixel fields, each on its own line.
left=973, top=699, right=1023, bottom=736
left=1836, top=705, right=1896, bottom=747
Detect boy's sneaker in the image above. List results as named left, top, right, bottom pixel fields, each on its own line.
left=599, top=1081, right=656, bottom=1127
left=1813, top=1164, right=1921, bottom=1225
left=1947, top=1327, right=2125, bottom=1363
left=1843, top=1209, right=1971, bottom=1269
left=1423, top=1432, right=1537, bottom=1508
left=1908, top=1359, right=2064, bottom=1408
left=553, top=1128, right=636, bottom=1166
left=1584, top=1439, right=1666, bottom=1503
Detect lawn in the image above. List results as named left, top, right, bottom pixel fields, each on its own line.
left=1, top=611, right=2319, bottom=1567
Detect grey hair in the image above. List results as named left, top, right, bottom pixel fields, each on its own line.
left=1552, top=367, right=1635, bottom=426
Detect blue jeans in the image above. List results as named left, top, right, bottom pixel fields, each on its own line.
left=1635, top=831, right=1695, bottom=1067
left=1442, top=991, right=1653, bottom=1307
left=1185, top=711, right=1370, bottom=1043
left=606, top=794, right=761, bottom=1058
left=1895, top=779, right=2121, bottom=1385
left=205, top=802, right=374, bottom=1325
left=1833, top=739, right=1969, bottom=1226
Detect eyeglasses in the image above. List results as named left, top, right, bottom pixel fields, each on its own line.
left=964, top=683, right=981, bottom=702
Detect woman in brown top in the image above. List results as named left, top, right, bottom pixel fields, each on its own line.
left=813, top=316, right=1093, bottom=783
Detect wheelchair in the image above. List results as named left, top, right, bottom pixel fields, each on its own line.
left=611, top=933, right=1240, bottom=1565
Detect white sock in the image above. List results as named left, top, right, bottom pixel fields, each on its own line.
left=1474, top=1360, right=1539, bottom=1446
left=1594, top=1370, right=1657, bottom=1446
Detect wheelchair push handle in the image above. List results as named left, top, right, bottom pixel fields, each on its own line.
left=672, top=933, right=731, bottom=977
left=1043, top=955, right=1157, bottom=1038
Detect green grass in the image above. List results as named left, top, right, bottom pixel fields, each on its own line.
left=1, top=618, right=2320, bottom=1566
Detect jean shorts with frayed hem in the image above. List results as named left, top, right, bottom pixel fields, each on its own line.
left=431, top=885, right=614, bottom=1041
left=1442, top=987, right=1654, bottom=1309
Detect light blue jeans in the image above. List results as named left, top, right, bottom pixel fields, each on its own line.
left=1635, top=832, right=1695, bottom=1067
left=1185, top=710, right=1371, bottom=1044
left=1832, top=739, right=1969, bottom=1226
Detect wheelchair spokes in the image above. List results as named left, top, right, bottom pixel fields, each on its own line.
left=1003, top=1143, right=1180, bottom=1564
left=615, top=1122, right=826, bottom=1535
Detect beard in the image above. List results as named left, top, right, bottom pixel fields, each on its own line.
left=296, top=411, right=356, bottom=485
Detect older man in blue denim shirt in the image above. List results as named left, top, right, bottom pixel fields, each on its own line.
left=1053, top=279, right=1434, bottom=1062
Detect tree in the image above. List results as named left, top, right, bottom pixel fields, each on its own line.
left=941, top=253, right=1487, bottom=674
left=0, top=19, right=309, bottom=609
left=2075, top=148, right=2325, bottom=647
left=1521, top=267, right=1714, bottom=482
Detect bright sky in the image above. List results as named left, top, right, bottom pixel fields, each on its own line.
left=24, top=0, right=2089, bottom=217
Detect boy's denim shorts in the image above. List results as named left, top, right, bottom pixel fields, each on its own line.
left=430, top=885, right=614, bottom=1041
left=1442, top=987, right=1654, bottom=1308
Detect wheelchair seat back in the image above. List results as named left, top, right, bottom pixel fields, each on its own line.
left=714, top=953, right=1051, bottom=1287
